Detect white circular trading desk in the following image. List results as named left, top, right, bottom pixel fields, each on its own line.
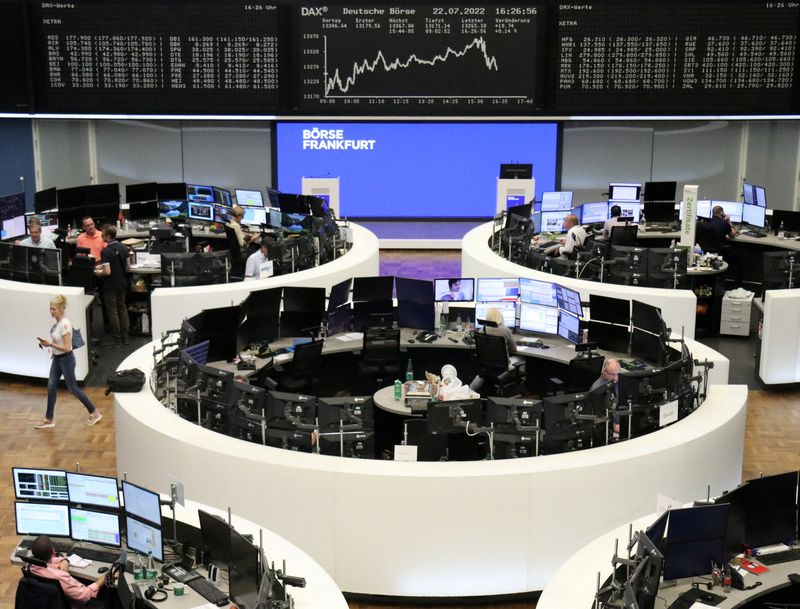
left=116, top=339, right=745, bottom=599
left=150, top=223, right=380, bottom=337
left=462, top=223, right=699, bottom=339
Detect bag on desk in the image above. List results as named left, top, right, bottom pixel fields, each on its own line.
left=105, top=368, right=146, bottom=395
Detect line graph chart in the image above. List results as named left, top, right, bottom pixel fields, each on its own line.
left=296, top=5, right=542, bottom=113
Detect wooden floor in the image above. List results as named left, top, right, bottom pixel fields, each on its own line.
left=1, top=381, right=798, bottom=609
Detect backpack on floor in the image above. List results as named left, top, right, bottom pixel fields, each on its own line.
left=105, top=368, right=146, bottom=395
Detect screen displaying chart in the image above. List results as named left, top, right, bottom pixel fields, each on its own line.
left=295, top=4, right=543, bottom=112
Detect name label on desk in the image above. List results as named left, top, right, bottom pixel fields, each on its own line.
left=259, top=260, right=274, bottom=279
left=394, top=445, right=418, bottom=462
left=659, top=400, right=679, bottom=427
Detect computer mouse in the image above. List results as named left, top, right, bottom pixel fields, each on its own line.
left=700, top=592, right=717, bottom=602
left=540, top=344, right=550, bottom=349
left=407, top=339, right=415, bottom=343
left=97, top=566, right=109, bottom=574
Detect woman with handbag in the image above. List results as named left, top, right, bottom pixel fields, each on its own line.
left=35, top=295, right=102, bottom=429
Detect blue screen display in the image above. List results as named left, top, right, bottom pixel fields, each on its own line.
left=276, top=122, right=558, bottom=218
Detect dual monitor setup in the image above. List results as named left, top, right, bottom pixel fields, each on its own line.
left=600, top=470, right=800, bottom=609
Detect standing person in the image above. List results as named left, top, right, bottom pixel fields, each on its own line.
left=35, top=295, right=102, bottom=428
left=19, top=218, right=57, bottom=249
left=226, top=205, right=252, bottom=250
left=76, top=216, right=105, bottom=261
left=94, top=225, right=130, bottom=347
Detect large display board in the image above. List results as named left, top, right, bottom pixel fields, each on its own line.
left=3, top=0, right=800, bottom=116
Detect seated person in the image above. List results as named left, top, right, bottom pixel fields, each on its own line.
left=590, top=358, right=621, bottom=436
left=18, top=219, right=57, bottom=249
left=601, top=204, right=625, bottom=239
left=244, top=241, right=271, bottom=279
left=469, top=307, right=520, bottom=391
left=27, top=535, right=112, bottom=608
left=706, top=205, right=736, bottom=253
left=544, top=213, right=587, bottom=257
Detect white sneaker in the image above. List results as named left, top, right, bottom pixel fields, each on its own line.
left=35, top=420, right=55, bottom=429
left=86, top=412, right=103, bottom=426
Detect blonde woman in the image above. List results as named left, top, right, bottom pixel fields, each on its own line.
left=483, top=307, right=517, bottom=354
left=35, top=295, right=102, bottom=429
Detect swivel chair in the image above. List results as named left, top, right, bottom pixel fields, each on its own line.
left=358, top=328, right=401, bottom=391
left=403, top=418, right=448, bottom=461
left=473, top=332, right=523, bottom=397
left=278, top=340, right=324, bottom=393
left=549, top=354, right=605, bottom=395
left=15, top=556, right=70, bottom=609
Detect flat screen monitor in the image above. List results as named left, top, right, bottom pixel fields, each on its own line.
left=632, top=301, right=665, bottom=336
left=434, top=278, right=474, bottom=302
left=712, top=200, right=743, bottom=224
left=506, top=202, right=532, bottom=222
left=744, top=471, right=798, bottom=548
left=581, top=202, right=609, bottom=224
left=198, top=509, right=232, bottom=567
left=125, top=182, right=157, bottom=203
left=742, top=203, right=766, bottom=228
left=505, top=194, right=526, bottom=209
left=327, top=279, right=351, bottom=311
left=645, top=510, right=669, bottom=546
left=187, top=201, right=214, bottom=222
left=754, top=185, right=766, bottom=208
left=476, top=278, right=519, bottom=302
left=519, top=277, right=556, bottom=307
left=326, top=306, right=352, bottom=335
left=642, top=201, right=675, bottom=223
left=121, top=480, right=161, bottom=526
left=643, top=181, right=677, bottom=202
left=125, top=514, right=164, bottom=562
left=558, top=311, right=580, bottom=343
left=541, top=191, right=573, bottom=211
left=589, top=294, right=629, bottom=325
left=187, top=184, right=215, bottom=202
left=128, top=200, right=159, bottom=221
left=518, top=302, right=558, bottom=334
left=662, top=504, right=729, bottom=581
left=2, top=214, right=25, bottom=239
left=157, top=183, right=187, bottom=201
left=609, top=183, right=641, bottom=201
left=317, top=396, right=374, bottom=431
left=15, top=501, right=70, bottom=537
left=229, top=528, right=260, bottom=609
left=426, top=399, right=483, bottom=434
left=66, top=472, right=120, bottom=510
left=159, top=200, right=188, bottom=219
left=681, top=199, right=713, bottom=221
left=540, top=210, right=570, bottom=233
left=499, top=163, right=533, bottom=179
left=610, top=200, right=641, bottom=223
left=213, top=203, right=233, bottom=224
left=35, top=187, right=58, bottom=213
left=13, top=467, right=69, bottom=501
left=70, top=507, right=122, bottom=548
left=57, top=185, right=88, bottom=209
left=555, top=285, right=582, bottom=317
left=213, top=187, right=232, bottom=206
left=283, top=286, right=325, bottom=314
left=352, top=276, right=394, bottom=302
left=475, top=301, right=516, bottom=329
left=241, top=207, right=267, bottom=226
left=198, top=305, right=244, bottom=361
left=86, top=184, right=120, bottom=205
left=743, top=183, right=766, bottom=207
left=395, top=277, right=434, bottom=306
left=588, top=320, right=629, bottom=353
left=631, top=328, right=667, bottom=367
left=235, top=189, right=264, bottom=207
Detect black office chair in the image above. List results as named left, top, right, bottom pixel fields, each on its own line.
left=358, top=328, right=401, bottom=390
left=473, top=332, right=523, bottom=397
left=549, top=354, right=605, bottom=395
left=403, top=418, right=448, bottom=461
left=15, top=557, right=70, bottom=609
left=223, top=225, right=246, bottom=280
left=609, top=224, right=639, bottom=247
left=278, top=340, right=324, bottom=393
left=695, top=221, right=720, bottom=254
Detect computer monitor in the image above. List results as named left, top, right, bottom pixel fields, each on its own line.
left=517, top=278, right=554, bottom=307
left=631, top=328, right=667, bottom=367
left=579, top=204, right=607, bottom=227
left=125, top=182, right=157, bottom=203
left=317, top=396, right=374, bottom=431
left=213, top=187, right=232, bottom=206
left=396, top=277, right=434, bottom=305
left=2, top=214, right=25, bottom=239
left=499, top=163, right=532, bottom=179
left=742, top=203, right=766, bottom=228
left=283, top=286, right=325, bottom=314
left=434, top=278, right=474, bottom=302
left=156, top=182, right=187, bottom=201
left=426, top=399, right=483, bottom=434
left=642, top=201, right=675, bottom=223
left=643, top=181, right=677, bottom=202
left=34, top=187, right=58, bottom=213
left=540, top=210, right=570, bottom=233
left=589, top=294, right=630, bottom=326
left=541, top=392, right=595, bottom=454
left=485, top=397, right=542, bottom=430
left=610, top=200, right=641, bottom=223
left=754, top=185, right=766, bottom=208
left=397, top=300, right=435, bottom=330
left=588, top=320, right=629, bottom=353
left=70, top=507, right=122, bottom=548
left=742, top=182, right=755, bottom=205
left=553, top=285, right=581, bottom=317
left=159, top=200, right=188, bottom=219
left=197, top=305, right=245, bottom=362
left=518, top=302, right=559, bottom=334
left=187, top=201, right=214, bottom=222
left=277, top=193, right=311, bottom=215
left=645, top=510, right=669, bottom=547
left=241, top=207, right=266, bottom=226
left=125, top=514, right=164, bottom=562
left=475, top=301, right=516, bottom=329
left=187, top=184, right=215, bottom=202
left=13, top=467, right=69, bottom=501
left=632, top=301, right=666, bottom=336
left=609, top=183, right=641, bottom=201
left=662, top=504, right=729, bottom=581
left=15, top=501, right=70, bottom=537
left=265, top=391, right=316, bottom=430
left=327, top=279, right=351, bottom=311
left=213, top=203, right=233, bottom=224
left=743, top=471, right=798, bottom=548
left=235, top=189, right=264, bottom=207
left=128, top=200, right=159, bottom=221
left=67, top=472, right=120, bottom=510
left=711, top=200, right=743, bottom=224
left=541, top=191, right=573, bottom=211
left=198, top=509, right=232, bottom=568
left=352, top=276, right=394, bottom=302
left=476, top=278, right=519, bottom=302
left=121, top=480, right=161, bottom=526
left=229, top=527, right=260, bottom=609
left=326, top=306, right=352, bottom=336
left=558, top=311, right=580, bottom=343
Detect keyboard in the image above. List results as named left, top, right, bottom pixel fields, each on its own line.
left=71, top=547, right=124, bottom=564
left=757, top=546, right=800, bottom=564
left=742, top=230, right=768, bottom=238
left=186, top=577, right=228, bottom=605
left=537, top=240, right=559, bottom=250
left=667, top=588, right=725, bottom=609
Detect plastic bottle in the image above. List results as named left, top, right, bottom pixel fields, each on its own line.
left=405, top=359, right=414, bottom=382
left=146, top=551, right=157, bottom=585
left=779, top=221, right=785, bottom=239
left=134, top=552, right=145, bottom=581
left=394, top=379, right=402, bottom=400
left=455, top=314, right=463, bottom=333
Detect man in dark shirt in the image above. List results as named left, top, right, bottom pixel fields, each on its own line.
left=95, top=225, right=130, bottom=347
left=706, top=205, right=736, bottom=253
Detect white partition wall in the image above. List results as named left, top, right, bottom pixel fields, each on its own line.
left=760, top=289, right=800, bottom=384
left=462, top=223, right=698, bottom=338
left=150, top=223, right=379, bottom=337
left=302, top=176, right=340, bottom=217
left=496, top=177, right=534, bottom=214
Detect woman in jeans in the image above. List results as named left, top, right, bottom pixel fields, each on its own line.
left=35, top=295, right=102, bottom=429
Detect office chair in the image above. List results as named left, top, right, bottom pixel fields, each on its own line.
left=609, top=224, right=639, bottom=248
left=223, top=225, right=246, bottom=280
left=549, top=354, right=605, bottom=395
left=15, top=557, right=70, bottom=609
left=278, top=340, right=324, bottom=393
left=473, top=332, right=523, bottom=397
left=358, top=328, right=401, bottom=390
left=403, top=418, right=448, bottom=461
left=694, top=221, right=721, bottom=254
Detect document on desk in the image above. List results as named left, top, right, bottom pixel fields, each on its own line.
left=189, top=603, right=218, bottom=609
left=688, top=603, right=716, bottom=609
left=337, top=332, right=363, bottom=342
left=516, top=345, right=535, bottom=353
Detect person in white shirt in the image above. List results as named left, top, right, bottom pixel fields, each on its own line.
left=244, top=241, right=270, bottom=279
left=601, top=204, right=625, bottom=239
left=18, top=219, right=56, bottom=249
left=557, top=214, right=587, bottom=257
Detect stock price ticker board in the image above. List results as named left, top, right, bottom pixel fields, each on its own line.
left=29, top=0, right=284, bottom=115
left=293, top=4, right=545, bottom=113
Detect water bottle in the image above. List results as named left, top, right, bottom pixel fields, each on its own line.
left=405, top=359, right=414, bottom=382
left=394, top=379, right=402, bottom=400
left=779, top=221, right=785, bottom=239
left=146, top=551, right=157, bottom=585
left=134, top=552, right=145, bottom=581
left=455, top=314, right=463, bottom=333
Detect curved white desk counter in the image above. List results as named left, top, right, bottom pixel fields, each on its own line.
left=166, top=498, right=347, bottom=608
left=116, top=339, right=744, bottom=598
left=462, top=223, right=698, bottom=339
left=0, top=280, right=93, bottom=380
left=760, top=288, right=800, bottom=384
left=151, top=223, right=380, bottom=337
